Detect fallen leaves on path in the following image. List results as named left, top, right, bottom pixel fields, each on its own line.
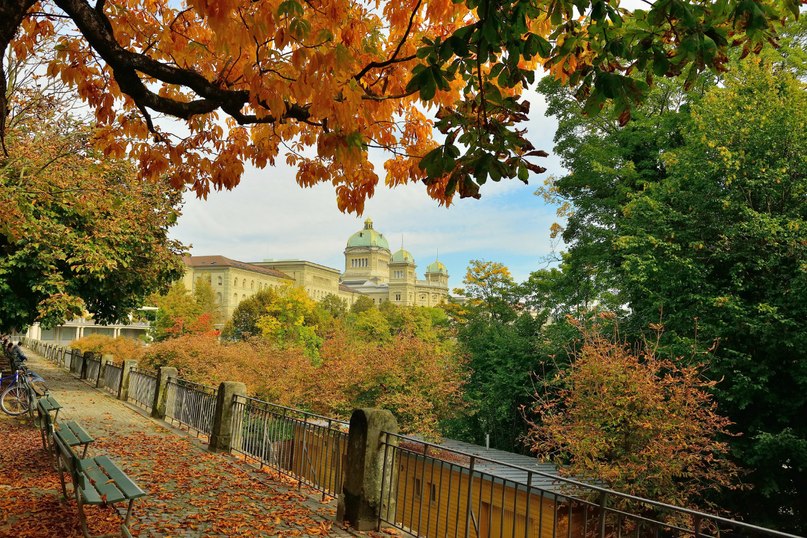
left=0, top=416, right=120, bottom=537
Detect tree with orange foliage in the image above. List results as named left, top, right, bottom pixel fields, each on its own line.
left=0, top=0, right=796, bottom=212
left=528, top=318, right=741, bottom=510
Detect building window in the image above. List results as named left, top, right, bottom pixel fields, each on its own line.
left=216, top=293, right=222, bottom=304
left=233, top=293, right=238, bottom=303
left=395, top=293, right=401, bottom=301
left=234, top=278, right=238, bottom=287
left=217, top=276, right=222, bottom=286
left=251, top=280, right=254, bottom=290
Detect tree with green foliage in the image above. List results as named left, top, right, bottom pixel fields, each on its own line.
left=349, top=295, right=375, bottom=315
left=255, top=285, right=324, bottom=361
left=539, top=50, right=806, bottom=531
left=0, top=81, right=184, bottom=332
left=444, top=260, right=542, bottom=452
left=221, top=288, right=277, bottom=341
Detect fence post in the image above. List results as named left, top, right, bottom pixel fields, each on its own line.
left=151, top=366, right=177, bottom=420
left=119, top=360, right=138, bottom=401
left=98, top=354, right=113, bottom=388
left=337, top=408, right=399, bottom=531
left=209, top=381, right=246, bottom=453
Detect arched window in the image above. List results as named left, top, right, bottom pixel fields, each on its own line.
left=217, top=276, right=223, bottom=286
left=251, top=280, right=254, bottom=290
left=234, top=278, right=238, bottom=287
left=233, top=293, right=238, bottom=303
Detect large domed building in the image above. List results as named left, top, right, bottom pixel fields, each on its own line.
left=340, top=218, right=449, bottom=307
left=179, top=218, right=450, bottom=320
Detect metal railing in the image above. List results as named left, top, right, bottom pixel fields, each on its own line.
left=229, top=396, right=349, bottom=499
left=378, top=433, right=800, bottom=538
left=165, top=378, right=217, bottom=438
left=69, top=350, right=83, bottom=376
left=84, top=356, right=101, bottom=383
left=101, top=362, right=123, bottom=397
left=128, top=368, right=157, bottom=412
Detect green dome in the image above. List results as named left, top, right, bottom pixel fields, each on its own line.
left=346, top=218, right=390, bottom=250
left=426, top=260, right=448, bottom=275
left=391, top=249, right=415, bottom=264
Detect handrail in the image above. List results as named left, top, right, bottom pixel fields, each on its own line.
left=382, top=431, right=802, bottom=538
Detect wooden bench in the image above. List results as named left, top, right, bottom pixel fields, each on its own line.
left=36, top=394, right=62, bottom=449
left=53, top=426, right=146, bottom=538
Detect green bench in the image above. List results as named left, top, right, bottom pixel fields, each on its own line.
left=54, top=426, right=146, bottom=538
left=36, top=394, right=62, bottom=450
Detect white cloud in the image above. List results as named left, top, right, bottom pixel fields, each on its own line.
left=171, top=92, right=566, bottom=286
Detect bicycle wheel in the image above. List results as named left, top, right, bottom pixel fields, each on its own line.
left=1, top=383, right=32, bottom=416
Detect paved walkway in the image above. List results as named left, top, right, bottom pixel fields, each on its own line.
left=0, top=348, right=358, bottom=537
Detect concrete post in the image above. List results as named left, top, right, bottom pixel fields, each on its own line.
left=209, top=381, right=247, bottom=453
left=151, top=366, right=177, bottom=420
left=118, top=360, right=138, bottom=401
left=337, top=408, right=399, bottom=531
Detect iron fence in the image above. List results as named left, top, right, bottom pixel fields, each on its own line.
left=101, top=362, right=123, bottom=397
left=229, top=396, right=348, bottom=499
left=128, top=368, right=157, bottom=412
left=84, top=356, right=101, bottom=383
left=165, top=378, right=217, bottom=438
left=69, top=350, right=83, bottom=376
left=378, top=433, right=800, bottom=538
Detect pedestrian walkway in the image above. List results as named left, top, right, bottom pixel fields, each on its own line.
left=0, top=348, right=356, bottom=537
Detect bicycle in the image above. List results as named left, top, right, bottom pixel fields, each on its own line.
left=1, top=364, right=45, bottom=417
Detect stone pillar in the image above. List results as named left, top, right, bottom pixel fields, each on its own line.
left=118, top=360, right=138, bottom=401
left=209, top=381, right=247, bottom=453
left=337, top=408, right=399, bottom=531
left=151, top=366, right=177, bottom=420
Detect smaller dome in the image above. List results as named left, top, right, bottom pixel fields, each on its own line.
left=426, top=260, right=448, bottom=275
left=391, top=249, right=415, bottom=264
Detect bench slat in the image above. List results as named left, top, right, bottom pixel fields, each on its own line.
left=62, top=420, right=94, bottom=445
left=78, top=458, right=128, bottom=504
left=38, top=395, right=61, bottom=413
left=94, top=456, right=146, bottom=499
left=56, top=424, right=81, bottom=446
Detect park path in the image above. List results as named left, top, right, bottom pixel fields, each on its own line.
left=0, top=347, right=357, bottom=537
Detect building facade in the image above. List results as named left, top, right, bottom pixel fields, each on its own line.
left=184, top=218, right=450, bottom=320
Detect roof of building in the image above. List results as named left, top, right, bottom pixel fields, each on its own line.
left=425, top=260, right=448, bottom=275
left=437, top=438, right=563, bottom=491
left=390, top=249, right=415, bottom=265
left=346, top=218, right=390, bottom=251
left=184, top=256, right=293, bottom=280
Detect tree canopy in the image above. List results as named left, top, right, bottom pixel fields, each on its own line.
left=537, top=46, right=806, bottom=532
left=0, top=82, right=185, bottom=332
left=1, top=0, right=797, bottom=212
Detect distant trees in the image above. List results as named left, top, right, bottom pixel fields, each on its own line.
left=153, top=292, right=465, bottom=436
left=151, top=280, right=220, bottom=341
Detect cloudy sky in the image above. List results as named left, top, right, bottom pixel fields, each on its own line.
left=170, top=91, right=566, bottom=288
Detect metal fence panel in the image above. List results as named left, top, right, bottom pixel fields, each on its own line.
left=229, top=396, right=348, bottom=499
left=101, top=363, right=123, bottom=397
left=165, top=378, right=217, bottom=438
left=84, top=357, right=101, bottom=383
left=69, top=350, right=83, bottom=376
left=128, top=368, right=157, bottom=412
left=377, top=433, right=799, bottom=538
